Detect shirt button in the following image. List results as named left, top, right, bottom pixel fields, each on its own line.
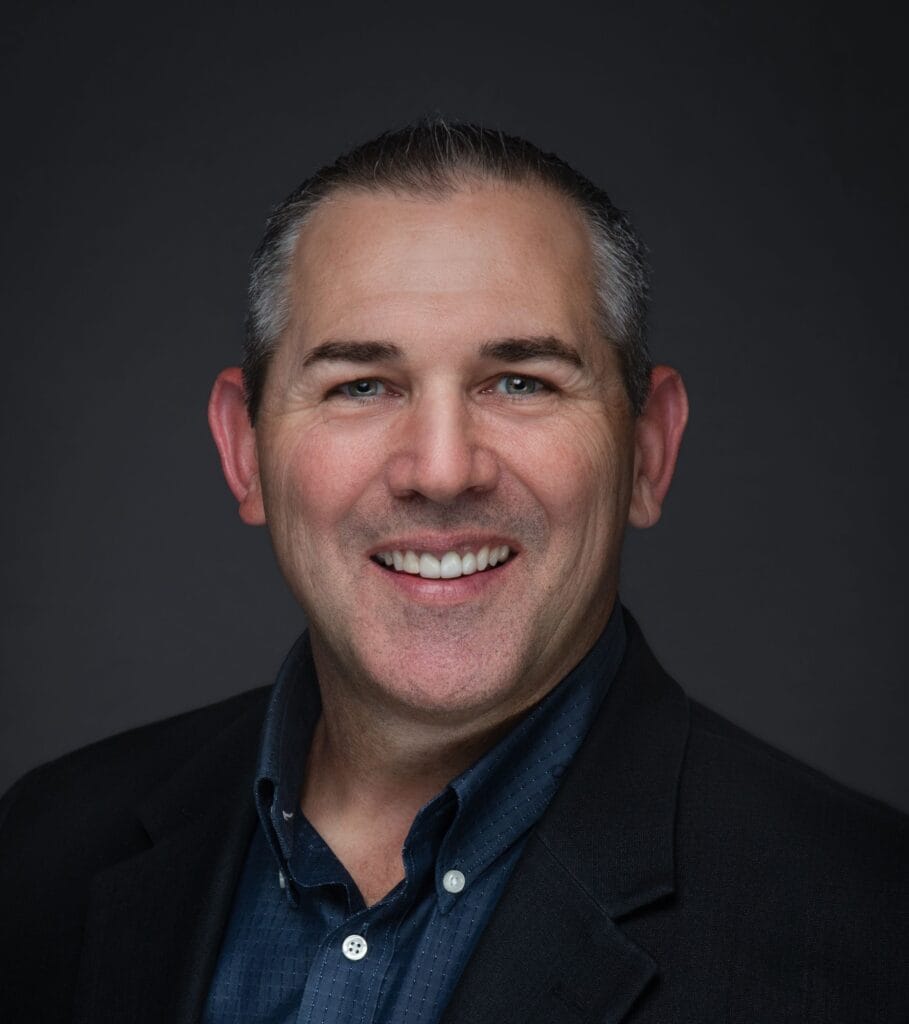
left=278, top=870, right=286, bottom=890
left=342, top=934, right=368, bottom=961
left=442, top=869, right=466, bottom=893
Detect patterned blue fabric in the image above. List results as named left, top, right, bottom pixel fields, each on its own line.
left=203, top=606, right=626, bottom=1024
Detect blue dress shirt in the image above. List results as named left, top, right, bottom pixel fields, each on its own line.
left=204, top=606, right=626, bottom=1024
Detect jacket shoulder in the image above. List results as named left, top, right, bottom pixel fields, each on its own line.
left=678, top=697, right=908, bottom=916
left=685, top=697, right=909, bottom=858
left=0, top=687, right=272, bottom=1023
left=0, top=685, right=271, bottom=838
left=626, top=693, right=909, bottom=1019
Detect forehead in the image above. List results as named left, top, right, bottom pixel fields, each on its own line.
left=284, top=182, right=599, bottom=349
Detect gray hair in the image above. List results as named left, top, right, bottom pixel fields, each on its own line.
left=243, top=120, right=652, bottom=423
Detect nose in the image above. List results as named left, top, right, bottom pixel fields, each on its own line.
left=385, top=390, right=500, bottom=504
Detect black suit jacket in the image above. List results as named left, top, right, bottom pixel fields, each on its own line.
left=2, top=614, right=907, bottom=1023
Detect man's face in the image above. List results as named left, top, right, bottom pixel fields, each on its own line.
left=249, top=183, right=641, bottom=723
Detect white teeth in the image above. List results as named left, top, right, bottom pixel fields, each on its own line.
left=440, top=552, right=462, bottom=578
left=419, top=553, right=442, bottom=578
left=375, top=544, right=512, bottom=579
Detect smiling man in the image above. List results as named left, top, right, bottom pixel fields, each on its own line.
left=2, top=122, right=908, bottom=1023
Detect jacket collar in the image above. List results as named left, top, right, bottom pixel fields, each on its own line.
left=535, top=609, right=689, bottom=918
left=440, top=610, right=690, bottom=1024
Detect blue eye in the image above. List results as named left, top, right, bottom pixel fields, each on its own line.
left=496, top=375, right=543, bottom=396
left=339, top=379, right=386, bottom=399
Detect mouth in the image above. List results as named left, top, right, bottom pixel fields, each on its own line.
left=370, top=544, right=514, bottom=580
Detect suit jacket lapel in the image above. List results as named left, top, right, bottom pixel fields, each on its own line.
left=73, top=694, right=268, bottom=1024
left=441, top=613, right=690, bottom=1024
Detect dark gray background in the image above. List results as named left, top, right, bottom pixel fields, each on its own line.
left=2, top=1, right=907, bottom=812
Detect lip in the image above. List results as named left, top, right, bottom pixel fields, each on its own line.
left=366, top=533, right=521, bottom=559
left=367, top=548, right=517, bottom=605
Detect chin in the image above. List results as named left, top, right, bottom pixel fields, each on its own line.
left=359, top=646, right=531, bottom=724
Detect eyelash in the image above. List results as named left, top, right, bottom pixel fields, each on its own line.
left=332, top=375, right=550, bottom=401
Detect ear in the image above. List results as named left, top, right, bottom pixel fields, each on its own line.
left=628, top=365, right=689, bottom=529
left=208, top=367, right=266, bottom=525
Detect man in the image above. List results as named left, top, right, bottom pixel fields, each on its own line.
left=1, top=121, right=907, bottom=1023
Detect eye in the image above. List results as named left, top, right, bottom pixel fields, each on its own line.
left=337, top=379, right=386, bottom=399
left=495, top=375, right=545, bottom=397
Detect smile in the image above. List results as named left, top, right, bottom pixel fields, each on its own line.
left=372, top=545, right=513, bottom=580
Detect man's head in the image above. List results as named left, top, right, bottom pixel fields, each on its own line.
left=242, top=121, right=653, bottom=426
left=210, top=121, right=687, bottom=730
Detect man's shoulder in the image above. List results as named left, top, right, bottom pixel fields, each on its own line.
left=0, top=685, right=272, bottom=838
left=582, top=632, right=909, bottom=1020
left=622, top=616, right=908, bottom=863
left=0, top=686, right=273, bottom=1021
left=680, top=697, right=909, bottom=887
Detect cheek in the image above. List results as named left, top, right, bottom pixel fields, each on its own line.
left=514, top=416, right=631, bottom=518
left=262, top=424, right=380, bottom=541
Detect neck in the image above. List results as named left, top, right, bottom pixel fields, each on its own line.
left=301, top=678, right=522, bottom=829
left=298, top=673, right=523, bottom=906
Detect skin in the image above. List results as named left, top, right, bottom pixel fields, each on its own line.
left=209, top=182, right=688, bottom=903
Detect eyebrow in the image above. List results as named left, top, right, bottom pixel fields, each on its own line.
left=296, top=334, right=584, bottom=371
left=298, top=340, right=403, bottom=369
left=479, top=335, right=585, bottom=368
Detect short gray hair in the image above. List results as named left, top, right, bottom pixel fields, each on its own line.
left=243, top=120, right=652, bottom=423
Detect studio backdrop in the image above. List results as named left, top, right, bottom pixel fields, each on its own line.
left=1, top=0, right=906, bottom=813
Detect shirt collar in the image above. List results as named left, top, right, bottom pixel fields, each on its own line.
left=254, top=631, right=321, bottom=878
